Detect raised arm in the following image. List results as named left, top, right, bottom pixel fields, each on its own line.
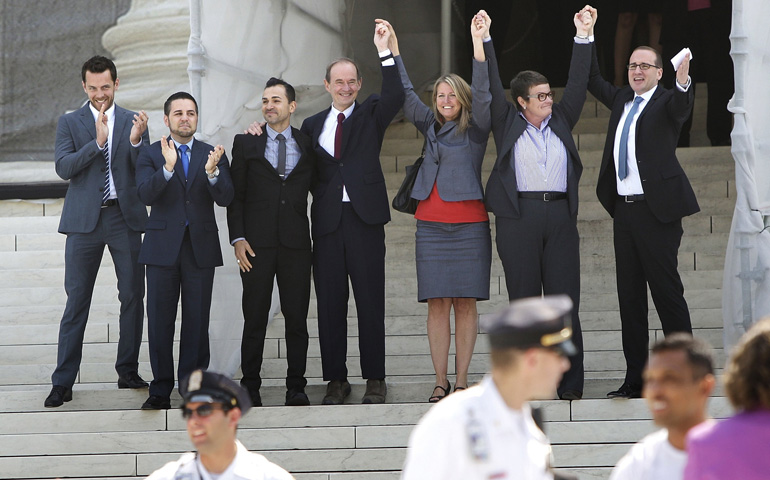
left=378, top=19, right=434, bottom=135
left=558, top=5, right=596, bottom=129
left=470, top=13, right=491, bottom=138
left=372, top=20, right=406, bottom=131
left=477, top=11, right=513, bottom=144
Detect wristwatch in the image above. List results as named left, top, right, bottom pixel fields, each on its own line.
left=207, top=166, right=220, bottom=179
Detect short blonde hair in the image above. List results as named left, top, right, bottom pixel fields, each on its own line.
left=431, top=74, right=472, bottom=133
left=724, top=317, right=770, bottom=411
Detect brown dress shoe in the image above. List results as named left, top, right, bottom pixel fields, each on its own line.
left=322, top=379, right=351, bottom=405
left=362, top=379, right=387, bottom=404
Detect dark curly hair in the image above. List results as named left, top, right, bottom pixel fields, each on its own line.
left=724, top=317, right=770, bottom=411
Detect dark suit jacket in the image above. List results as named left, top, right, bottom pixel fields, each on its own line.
left=136, top=139, right=234, bottom=268
left=55, top=103, right=150, bottom=233
left=484, top=40, right=589, bottom=220
left=227, top=128, right=316, bottom=250
left=588, top=44, right=700, bottom=223
left=300, top=63, right=405, bottom=238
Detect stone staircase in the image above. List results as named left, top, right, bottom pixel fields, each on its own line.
left=0, top=88, right=734, bottom=479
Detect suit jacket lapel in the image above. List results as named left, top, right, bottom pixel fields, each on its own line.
left=187, top=143, right=206, bottom=189
left=77, top=104, right=96, bottom=140
left=112, top=106, right=129, bottom=155
left=254, top=133, right=277, bottom=176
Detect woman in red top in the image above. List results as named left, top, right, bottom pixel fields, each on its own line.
left=385, top=16, right=491, bottom=402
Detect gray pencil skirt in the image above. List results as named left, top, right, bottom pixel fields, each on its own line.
left=415, top=220, right=492, bottom=302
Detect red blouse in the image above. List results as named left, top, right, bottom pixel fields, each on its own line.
left=414, top=182, right=488, bottom=223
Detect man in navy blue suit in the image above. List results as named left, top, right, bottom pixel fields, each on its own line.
left=299, top=22, right=404, bottom=404
left=136, top=92, right=234, bottom=409
left=47, top=55, right=150, bottom=408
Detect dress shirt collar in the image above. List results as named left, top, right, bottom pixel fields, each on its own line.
left=266, top=123, right=292, bottom=141
left=170, top=137, right=195, bottom=150
left=518, top=111, right=553, bottom=132
left=634, top=85, right=657, bottom=105
left=89, top=102, right=115, bottom=122
left=330, top=103, right=355, bottom=121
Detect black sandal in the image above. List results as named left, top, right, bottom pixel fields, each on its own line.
left=428, top=381, right=451, bottom=403
left=454, top=385, right=467, bottom=392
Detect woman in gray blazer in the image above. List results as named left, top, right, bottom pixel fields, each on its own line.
left=383, top=16, right=491, bottom=402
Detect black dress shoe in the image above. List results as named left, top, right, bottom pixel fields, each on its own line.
left=246, top=388, right=262, bottom=407
left=141, top=395, right=171, bottom=410
left=44, top=385, right=72, bottom=408
left=117, top=372, right=149, bottom=389
left=559, top=390, right=583, bottom=401
left=322, top=379, right=351, bottom=405
left=285, top=389, right=310, bottom=406
left=607, top=383, right=642, bottom=399
left=362, top=379, right=387, bottom=404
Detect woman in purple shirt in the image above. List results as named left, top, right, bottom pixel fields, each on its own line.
left=684, top=317, right=770, bottom=479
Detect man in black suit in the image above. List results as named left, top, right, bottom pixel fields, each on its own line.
left=478, top=8, right=593, bottom=400
left=300, top=22, right=404, bottom=404
left=227, top=78, right=315, bottom=407
left=588, top=23, right=698, bottom=398
left=136, top=92, right=234, bottom=409
left=46, top=56, right=150, bottom=408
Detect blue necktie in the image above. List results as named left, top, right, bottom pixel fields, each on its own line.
left=179, top=144, right=189, bottom=178
left=618, top=96, right=643, bottom=181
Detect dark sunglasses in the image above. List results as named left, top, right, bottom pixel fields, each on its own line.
left=181, top=403, right=227, bottom=419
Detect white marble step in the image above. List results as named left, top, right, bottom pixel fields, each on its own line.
left=0, top=323, right=727, bottom=367
left=0, top=344, right=728, bottom=389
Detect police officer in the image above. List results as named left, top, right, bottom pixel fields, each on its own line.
left=401, top=295, right=577, bottom=480
left=146, top=369, right=294, bottom=480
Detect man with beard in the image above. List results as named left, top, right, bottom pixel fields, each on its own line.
left=136, top=92, right=234, bottom=409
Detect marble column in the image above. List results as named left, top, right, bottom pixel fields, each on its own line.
left=102, top=0, right=191, bottom=142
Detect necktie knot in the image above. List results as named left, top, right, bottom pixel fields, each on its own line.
left=276, top=133, right=286, bottom=143
left=179, top=144, right=188, bottom=155
left=337, top=112, right=345, bottom=124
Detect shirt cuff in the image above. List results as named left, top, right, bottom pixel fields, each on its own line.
left=231, top=237, right=246, bottom=246
left=676, top=76, right=692, bottom=92
left=574, top=35, right=594, bottom=44
left=162, top=167, right=174, bottom=181
left=379, top=48, right=395, bottom=67
left=483, top=36, right=492, bottom=43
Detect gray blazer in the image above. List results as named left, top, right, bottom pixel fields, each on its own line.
left=395, top=55, right=491, bottom=202
left=55, top=103, right=149, bottom=234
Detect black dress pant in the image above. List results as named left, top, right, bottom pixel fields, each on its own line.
left=613, top=198, right=692, bottom=386
left=313, top=204, right=386, bottom=381
left=495, top=198, right=584, bottom=395
left=240, top=245, right=310, bottom=391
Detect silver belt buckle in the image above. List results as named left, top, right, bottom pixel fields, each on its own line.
left=543, top=193, right=550, bottom=202
left=624, top=195, right=633, bottom=203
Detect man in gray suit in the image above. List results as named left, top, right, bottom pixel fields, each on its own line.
left=46, top=55, right=150, bottom=408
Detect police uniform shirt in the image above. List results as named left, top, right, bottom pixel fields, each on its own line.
left=146, top=440, right=294, bottom=480
left=401, top=375, right=554, bottom=480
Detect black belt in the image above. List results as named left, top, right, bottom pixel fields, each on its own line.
left=518, top=191, right=567, bottom=201
left=618, top=194, right=645, bottom=203
left=101, top=199, right=119, bottom=208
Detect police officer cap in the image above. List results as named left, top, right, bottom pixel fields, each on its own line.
left=179, top=369, right=252, bottom=414
left=481, top=294, right=577, bottom=356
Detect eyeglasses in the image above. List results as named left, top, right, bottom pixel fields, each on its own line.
left=626, top=63, right=661, bottom=71
left=182, top=403, right=227, bottom=419
left=525, top=92, right=555, bottom=102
